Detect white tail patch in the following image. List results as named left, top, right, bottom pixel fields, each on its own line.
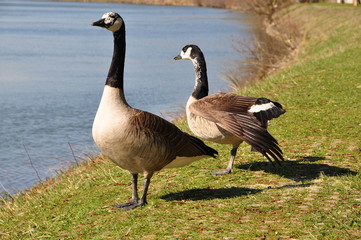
left=248, top=102, right=276, bottom=113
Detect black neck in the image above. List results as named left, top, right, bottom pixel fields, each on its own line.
left=191, top=56, right=209, bottom=100
left=105, top=26, right=126, bottom=89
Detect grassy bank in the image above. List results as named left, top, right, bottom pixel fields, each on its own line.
left=1, top=3, right=361, bottom=239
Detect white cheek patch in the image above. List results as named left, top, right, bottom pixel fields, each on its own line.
left=248, top=102, right=276, bottom=113
left=104, top=17, right=113, bottom=25
left=108, top=18, right=123, bottom=32
left=181, top=47, right=192, bottom=60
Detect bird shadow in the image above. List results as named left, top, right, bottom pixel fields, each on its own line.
left=160, top=156, right=357, bottom=202
left=236, top=156, right=358, bottom=182
left=160, top=183, right=314, bottom=202
left=161, top=187, right=261, bottom=201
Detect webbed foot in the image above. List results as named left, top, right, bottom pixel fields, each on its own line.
left=113, top=200, right=147, bottom=210
left=211, top=169, right=232, bottom=175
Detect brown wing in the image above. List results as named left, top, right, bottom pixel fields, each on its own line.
left=189, top=93, right=283, bottom=164
left=192, top=93, right=257, bottom=114
left=129, top=109, right=217, bottom=162
left=188, top=93, right=260, bottom=128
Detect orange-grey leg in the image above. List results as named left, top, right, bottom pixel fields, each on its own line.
left=114, top=172, right=153, bottom=210
left=212, top=146, right=238, bottom=175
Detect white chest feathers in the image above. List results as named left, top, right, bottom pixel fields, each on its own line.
left=92, top=86, right=131, bottom=159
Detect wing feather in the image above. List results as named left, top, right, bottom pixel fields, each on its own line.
left=130, top=109, right=217, bottom=161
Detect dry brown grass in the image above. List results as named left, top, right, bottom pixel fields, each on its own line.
left=227, top=3, right=302, bottom=90
left=243, top=0, right=295, bottom=24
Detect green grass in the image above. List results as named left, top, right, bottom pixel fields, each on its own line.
left=1, top=4, right=361, bottom=239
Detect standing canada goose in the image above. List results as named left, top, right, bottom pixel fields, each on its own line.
left=174, top=44, right=285, bottom=175
left=92, top=14, right=217, bottom=209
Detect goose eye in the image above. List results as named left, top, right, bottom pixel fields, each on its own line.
left=104, top=17, right=115, bottom=26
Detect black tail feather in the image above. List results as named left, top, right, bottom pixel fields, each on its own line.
left=252, top=98, right=286, bottom=128
left=189, top=135, right=218, bottom=158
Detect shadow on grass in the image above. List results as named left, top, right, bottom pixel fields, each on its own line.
left=161, top=187, right=261, bottom=201
left=161, top=183, right=314, bottom=202
left=237, top=156, right=358, bottom=182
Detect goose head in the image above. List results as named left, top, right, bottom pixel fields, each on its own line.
left=92, top=12, right=123, bottom=32
left=174, top=44, right=202, bottom=61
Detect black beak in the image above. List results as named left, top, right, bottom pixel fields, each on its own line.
left=92, top=19, right=106, bottom=28
left=174, top=55, right=182, bottom=60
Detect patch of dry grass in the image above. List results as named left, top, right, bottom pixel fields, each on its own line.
left=227, top=2, right=302, bottom=89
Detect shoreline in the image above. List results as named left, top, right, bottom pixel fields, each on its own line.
left=50, top=0, right=248, bottom=10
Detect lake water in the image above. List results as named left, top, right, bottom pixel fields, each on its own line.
left=0, top=0, right=253, bottom=195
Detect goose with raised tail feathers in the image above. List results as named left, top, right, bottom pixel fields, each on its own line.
left=174, top=44, right=285, bottom=175
left=91, top=14, right=217, bottom=209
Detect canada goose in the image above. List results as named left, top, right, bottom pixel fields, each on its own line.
left=92, top=14, right=217, bottom=209
left=174, top=44, right=285, bottom=175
